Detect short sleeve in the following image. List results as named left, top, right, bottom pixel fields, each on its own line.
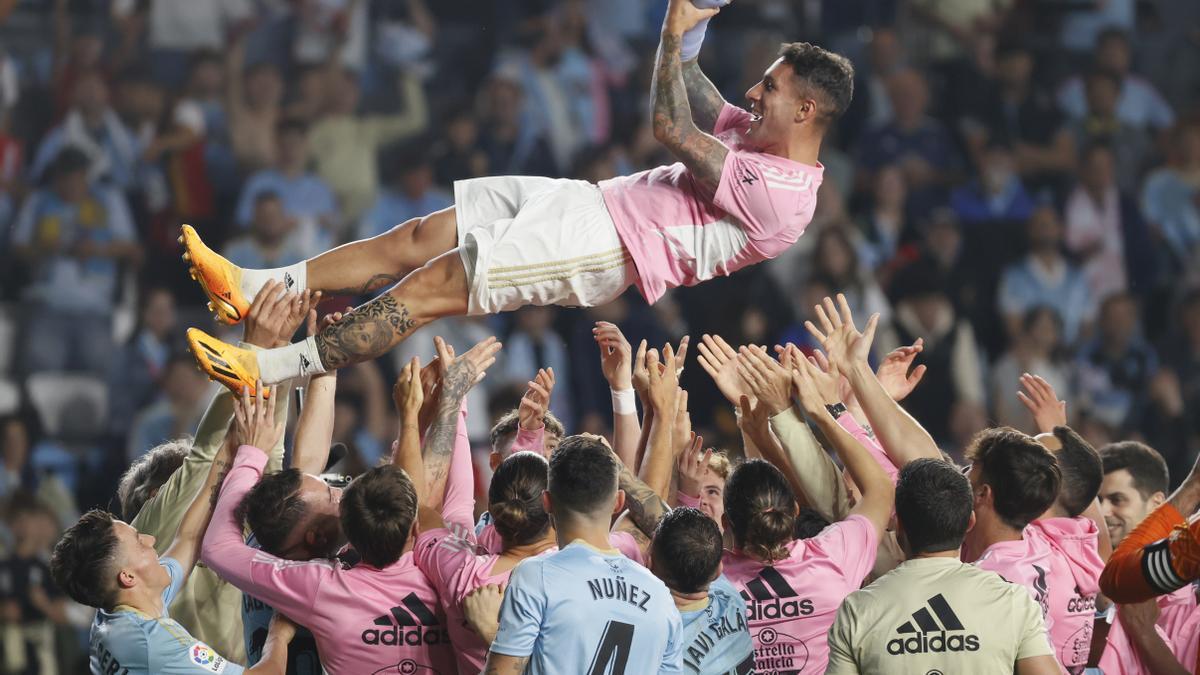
left=160, top=557, right=187, bottom=606
left=490, top=559, right=547, bottom=658
left=413, top=527, right=478, bottom=597
left=802, top=515, right=878, bottom=585
left=824, top=599, right=861, bottom=675
left=1013, top=589, right=1054, bottom=660
left=713, top=103, right=752, bottom=136
left=712, top=151, right=791, bottom=243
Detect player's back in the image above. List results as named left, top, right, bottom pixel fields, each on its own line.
left=492, top=541, right=684, bottom=675
left=679, top=575, right=754, bottom=675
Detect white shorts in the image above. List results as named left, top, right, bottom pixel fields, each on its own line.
left=454, top=176, right=636, bottom=315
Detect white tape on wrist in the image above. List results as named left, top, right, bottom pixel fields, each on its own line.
left=611, top=388, right=637, bottom=415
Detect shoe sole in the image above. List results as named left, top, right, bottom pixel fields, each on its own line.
left=179, top=225, right=247, bottom=325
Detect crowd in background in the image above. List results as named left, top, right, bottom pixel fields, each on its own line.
left=0, top=0, right=1198, bottom=670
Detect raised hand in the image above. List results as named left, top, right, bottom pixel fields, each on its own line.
left=804, top=294, right=879, bottom=370
left=631, top=339, right=650, bottom=402
left=737, top=345, right=792, bottom=416
left=791, top=355, right=842, bottom=419
left=1017, top=373, right=1067, bottom=433
left=393, top=357, right=424, bottom=425
left=518, top=368, right=555, bottom=431
left=645, top=344, right=679, bottom=416
left=672, top=389, right=693, bottom=457
left=244, top=280, right=322, bottom=349
left=436, top=335, right=502, bottom=395
left=593, top=322, right=633, bottom=391
left=875, top=339, right=926, bottom=402
left=676, top=440, right=712, bottom=499
left=697, top=334, right=753, bottom=405
left=233, top=383, right=285, bottom=451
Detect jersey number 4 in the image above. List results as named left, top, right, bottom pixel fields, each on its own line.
left=587, top=620, right=636, bottom=674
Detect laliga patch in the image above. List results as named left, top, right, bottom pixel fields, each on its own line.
left=190, top=643, right=227, bottom=673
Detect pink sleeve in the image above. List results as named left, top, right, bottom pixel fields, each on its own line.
left=675, top=492, right=701, bottom=509
left=836, top=415, right=900, bottom=484
left=440, top=403, right=476, bottom=531
left=714, top=103, right=752, bottom=135
left=712, top=154, right=815, bottom=250
left=414, top=527, right=479, bottom=598
left=511, top=425, right=544, bottom=454
left=478, top=523, right=502, bottom=555
left=805, top=515, right=879, bottom=585
left=609, top=531, right=646, bottom=567
left=200, top=446, right=331, bottom=620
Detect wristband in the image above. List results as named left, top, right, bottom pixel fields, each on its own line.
left=611, top=388, right=637, bottom=415
left=825, top=402, right=848, bottom=419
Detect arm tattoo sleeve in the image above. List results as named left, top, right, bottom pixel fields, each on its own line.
left=652, top=32, right=729, bottom=196
left=617, top=462, right=669, bottom=537
left=422, top=357, right=477, bottom=493
left=484, top=656, right=531, bottom=675
left=322, top=273, right=403, bottom=298
left=315, top=294, right=417, bottom=370
left=682, top=60, right=726, bottom=133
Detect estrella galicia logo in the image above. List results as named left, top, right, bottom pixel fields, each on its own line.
left=887, top=594, right=980, bottom=655
left=361, top=593, right=450, bottom=647
left=739, top=567, right=814, bottom=621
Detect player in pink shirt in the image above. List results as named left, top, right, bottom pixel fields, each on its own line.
left=180, top=0, right=855, bottom=399
left=720, top=353, right=895, bottom=675
left=962, top=428, right=1062, bottom=623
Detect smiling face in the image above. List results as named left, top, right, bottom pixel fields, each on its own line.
left=1099, top=469, right=1162, bottom=546
left=276, top=475, right=344, bottom=560
left=744, top=59, right=803, bottom=150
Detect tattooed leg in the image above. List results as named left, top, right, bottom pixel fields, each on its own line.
left=314, top=250, right=470, bottom=370
left=305, top=207, right=459, bottom=296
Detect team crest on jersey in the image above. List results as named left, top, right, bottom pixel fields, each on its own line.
left=190, top=643, right=227, bottom=673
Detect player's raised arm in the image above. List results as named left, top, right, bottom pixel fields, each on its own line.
left=653, top=0, right=730, bottom=195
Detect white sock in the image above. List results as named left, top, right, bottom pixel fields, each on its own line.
left=257, top=336, right=326, bottom=384
left=240, top=262, right=307, bottom=302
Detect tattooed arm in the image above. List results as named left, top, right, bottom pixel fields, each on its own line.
left=614, top=456, right=671, bottom=553
left=683, top=60, right=727, bottom=133
left=315, top=294, right=418, bottom=370
left=653, top=0, right=729, bottom=196
left=421, top=336, right=501, bottom=510
left=483, top=654, right=530, bottom=674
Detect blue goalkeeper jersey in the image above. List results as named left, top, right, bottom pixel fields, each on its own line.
left=492, top=540, right=684, bottom=674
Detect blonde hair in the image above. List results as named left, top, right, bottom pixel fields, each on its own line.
left=706, top=450, right=732, bottom=481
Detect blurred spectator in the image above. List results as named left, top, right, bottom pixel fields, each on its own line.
left=962, top=38, right=1075, bottom=198
left=30, top=70, right=137, bottom=190
left=1076, top=292, right=1158, bottom=432
left=225, top=191, right=327, bottom=270
left=107, top=287, right=179, bottom=437
left=856, top=68, right=962, bottom=218
left=0, top=497, right=69, bottom=673
left=1067, top=68, right=1153, bottom=192
left=234, top=118, right=338, bottom=237
left=500, top=306, right=574, bottom=429
left=308, top=69, right=428, bottom=229
left=476, top=71, right=557, bottom=179
left=877, top=264, right=986, bottom=446
left=111, top=0, right=254, bottom=85
left=330, top=362, right=390, bottom=471
left=909, top=0, right=1011, bottom=64
left=126, top=356, right=210, bottom=463
left=356, top=143, right=452, bottom=240
left=10, top=148, right=140, bottom=375
left=225, top=35, right=284, bottom=173
left=1141, top=123, right=1200, bottom=269
left=1161, top=290, right=1200, bottom=457
left=0, top=416, right=32, bottom=499
left=431, top=109, right=488, bottom=185
left=809, top=226, right=891, bottom=328
left=990, top=306, right=1072, bottom=433
left=998, top=205, right=1093, bottom=346
left=1058, top=29, right=1175, bottom=134
left=294, top=0, right=369, bottom=70
left=950, top=140, right=1035, bottom=226
left=1063, top=143, right=1157, bottom=302
left=1060, top=0, right=1135, bottom=54
left=855, top=165, right=910, bottom=271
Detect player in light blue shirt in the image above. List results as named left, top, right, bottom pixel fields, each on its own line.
left=485, top=435, right=685, bottom=674
left=650, top=509, right=754, bottom=675
left=50, top=390, right=296, bottom=674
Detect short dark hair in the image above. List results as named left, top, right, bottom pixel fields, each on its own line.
left=724, top=459, right=796, bottom=562
left=794, top=506, right=831, bottom=540
left=966, top=427, right=1061, bottom=531
left=51, top=147, right=91, bottom=179
left=547, top=435, right=618, bottom=516
left=488, top=452, right=551, bottom=548
left=1100, top=441, right=1169, bottom=499
left=49, top=509, right=120, bottom=609
left=896, top=459, right=974, bottom=554
left=117, top=440, right=189, bottom=521
left=651, top=508, right=723, bottom=594
left=340, top=465, right=417, bottom=568
left=778, top=42, right=854, bottom=126
left=489, top=409, right=565, bottom=452
left=1051, top=426, right=1104, bottom=517
left=237, top=469, right=308, bottom=556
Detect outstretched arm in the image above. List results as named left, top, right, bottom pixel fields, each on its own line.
left=682, top=61, right=727, bottom=133
left=653, top=0, right=729, bottom=195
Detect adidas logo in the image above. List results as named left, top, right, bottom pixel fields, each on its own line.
left=887, top=594, right=979, bottom=655
left=284, top=273, right=295, bottom=290
left=299, top=354, right=312, bottom=376
left=739, top=568, right=814, bottom=621
left=360, top=593, right=450, bottom=647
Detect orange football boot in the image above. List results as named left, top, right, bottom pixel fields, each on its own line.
left=186, top=328, right=269, bottom=398
left=180, top=224, right=250, bottom=325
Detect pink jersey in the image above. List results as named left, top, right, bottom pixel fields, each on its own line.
left=722, top=514, right=877, bottom=675
left=414, top=527, right=556, bottom=673
left=1029, top=517, right=1104, bottom=672
left=1160, top=586, right=1200, bottom=668
left=837, top=414, right=899, bottom=484
left=599, top=104, right=822, bottom=304
left=1099, top=611, right=1173, bottom=675
left=974, top=532, right=1056, bottom=632
left=476, top=522, right=646, bottom=566
left=201, top=446, right=455, bottom=675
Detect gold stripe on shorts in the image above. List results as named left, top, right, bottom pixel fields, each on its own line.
left=488, top=251, right=632, bottom=289
left=489, top=247, right=627, bottom=275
